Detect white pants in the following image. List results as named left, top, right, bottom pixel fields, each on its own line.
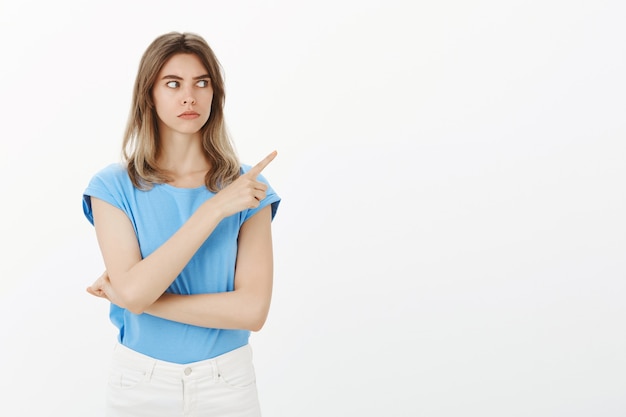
left=105, top=343, right=261, bottom=417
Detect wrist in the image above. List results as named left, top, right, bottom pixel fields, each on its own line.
left=200, top=197, right=224, bottom=219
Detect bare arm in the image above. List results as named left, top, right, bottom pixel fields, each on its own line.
left=144, top=205, right=275, bottom=331
left=89, top=151, right=277, bottom=315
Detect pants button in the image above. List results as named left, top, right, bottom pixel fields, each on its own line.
left=184, top=367, right=192, bottom=376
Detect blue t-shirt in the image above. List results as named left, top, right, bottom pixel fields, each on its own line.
left=83, top=162, right=280, bottom=364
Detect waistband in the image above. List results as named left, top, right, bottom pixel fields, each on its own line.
left=111, top=343, right=253, bottom=381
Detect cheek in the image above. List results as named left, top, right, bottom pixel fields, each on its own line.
left=203, top=89, right=214, bottom=104
left=153, top=95, right=172, bottom=119
left=201, top=92, right=214, bottom=114
left=152, top=102, right=165, bottom=121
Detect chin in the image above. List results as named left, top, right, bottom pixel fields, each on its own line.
left=175, top=124, right=204, bottom=135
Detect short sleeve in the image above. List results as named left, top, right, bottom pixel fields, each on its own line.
left=239, top=164, right=281, bottom=225
left=82, top=163, right=129, bottom=225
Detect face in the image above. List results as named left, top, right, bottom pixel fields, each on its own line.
left=152, top=53, right=213, bottom=138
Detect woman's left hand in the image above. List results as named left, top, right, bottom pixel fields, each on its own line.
left=86, top=271, right=120, bottom=305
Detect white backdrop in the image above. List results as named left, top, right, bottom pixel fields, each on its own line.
left=0, top=1, right=624, bottom=416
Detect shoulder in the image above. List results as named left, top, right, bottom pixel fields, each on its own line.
left=93, top=162, right=128, bottom=180
left=88, top=162, right=131, bottom=188
left=84, top=162, right=135, bottom=201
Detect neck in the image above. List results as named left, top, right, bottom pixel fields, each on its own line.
left=157, top=131, right=211, bottom=178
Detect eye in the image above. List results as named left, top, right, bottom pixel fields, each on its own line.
left=196, top=79, right=210, bottom=88
left=166, top=80, right=179, bottom=88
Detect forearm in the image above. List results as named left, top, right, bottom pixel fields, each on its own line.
left=106, top=200, right=223, bottom=313
left=144, top=205, right=274, bottom=331
left=94, top=153, right=276, bottom=315
left=144, top=290, right=271, bottom=332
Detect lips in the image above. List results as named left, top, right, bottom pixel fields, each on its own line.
left=178, top=111, right=200, bottom=119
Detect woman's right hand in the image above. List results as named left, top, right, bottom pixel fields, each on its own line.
left=210, top=151, right=277, bottom=218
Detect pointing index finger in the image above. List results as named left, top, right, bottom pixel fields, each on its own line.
left=247, top=150, right=277, bottom=177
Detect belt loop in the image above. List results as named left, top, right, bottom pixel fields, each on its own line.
left=146, top=360, right=156, bottom=381
left=213, top=360, right=220, bottom=382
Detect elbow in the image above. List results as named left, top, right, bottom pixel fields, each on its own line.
left=119, top=293, right=153, bottom=315
left=115, top=295, right=149, bottom=315
left=248, top=318, right=266, bottom=332
left=125, top=304, right=147, bottom=315
left=109, top=282, right=152, bottom=315
left=245, top=303, right=270, bottom=332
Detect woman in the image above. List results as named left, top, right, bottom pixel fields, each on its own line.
left=82, top=32, right=280, bottom=416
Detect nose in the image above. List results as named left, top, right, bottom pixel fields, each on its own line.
left=181, top=85, right=196, bottom=105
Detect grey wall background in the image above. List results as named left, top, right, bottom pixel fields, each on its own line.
left=0, top=0, right=624, bottom=416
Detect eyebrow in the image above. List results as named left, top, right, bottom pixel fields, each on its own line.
left=161, top=74, right=211, bottom=80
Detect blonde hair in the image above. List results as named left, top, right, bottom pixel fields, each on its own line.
left=122, top=32, right=239, bottom=191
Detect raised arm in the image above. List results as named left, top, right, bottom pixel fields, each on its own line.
left=143, top=204, right=275, bottom=331
left=89, top=151, right=277, bottom=315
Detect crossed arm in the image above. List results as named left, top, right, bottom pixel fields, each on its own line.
left=87, top=152, right=276, bottom=332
